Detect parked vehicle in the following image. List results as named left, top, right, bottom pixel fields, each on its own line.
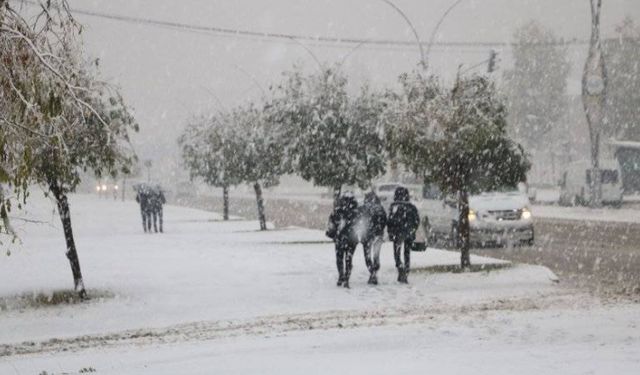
left=418, top=187, right=534, bottom=247
left=558, top=159, right=623, bottom=206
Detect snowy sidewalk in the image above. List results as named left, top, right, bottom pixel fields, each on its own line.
left=5, top=303, right=640, bottom=375
left=0, top=194, right=560, bottom=346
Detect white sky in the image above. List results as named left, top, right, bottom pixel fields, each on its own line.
left=43, top=0, right=640, bottom=171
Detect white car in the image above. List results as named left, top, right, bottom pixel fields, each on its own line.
left=419, top=189, right=535, bottom=247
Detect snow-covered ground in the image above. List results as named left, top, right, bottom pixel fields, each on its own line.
left=531, top=204, right=640, bottom=223
left=1, top=193, right=639, bottom=374
left=6, top=304, right=640, bottom=375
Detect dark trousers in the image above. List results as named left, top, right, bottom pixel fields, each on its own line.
left=393, top=238, right=412, bottom=273
left=363, top=235, right=383, bottom=274
left=335, top=240, right=356, bottom=281
left=151, top=207, right=163, bottom=233
left=141, top=208, right=151, bottom=232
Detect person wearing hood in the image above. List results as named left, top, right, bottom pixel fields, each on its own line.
left=326, top=193, right=359, bottom=288
left=135, top=185, right=152, bottom=233
left=149, top=185, right=166, bottom=233
left=387, top=186, right=420, bottom=283
left=357, top=192, right=387, bottom=285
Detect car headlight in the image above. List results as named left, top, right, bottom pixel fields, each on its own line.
left=521, top=207, right=532, bottom=220
left=468, top=209, right=477, bottom=221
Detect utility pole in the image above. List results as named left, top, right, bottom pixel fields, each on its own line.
left=582, top=0, right=606, bottom=207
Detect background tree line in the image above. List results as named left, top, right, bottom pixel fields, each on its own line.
left=179, top=66, right=530, bottom=269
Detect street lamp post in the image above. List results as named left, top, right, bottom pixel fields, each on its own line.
left=381, top=0, right=466, bottom=71
left=425, top=0, right=465, bottom=72
left=380, top=0, right=426, bottom=69
left=582, top=0, right=606, bottom=207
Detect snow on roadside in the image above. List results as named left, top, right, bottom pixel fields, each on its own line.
left=530, top=204, right=640, bottom=223
left=3, top=303, right=640, bottom=375
left=1, top=193, right=560, bottom=347
left=208, top=188, right=640, bottom=224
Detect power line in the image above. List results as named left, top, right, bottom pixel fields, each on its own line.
left=14, top=0, right=599, bottom=52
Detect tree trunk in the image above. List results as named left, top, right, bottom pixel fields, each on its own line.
left=390, top=158, right=400, bottom=182
left=222, top=185, right=229, bottom=221
left=50, top=182, right=87, bottom=299
left=121, top=177, right=126, bottom=202
left=0, top=185, right=16, bottom=239
left=582, top=0, right=606, bottom=208
left=254, top=182, right=267, bottom=231
left=332, top=185, right=342, bottom=208
left=458, top=189, right=471, bottom=269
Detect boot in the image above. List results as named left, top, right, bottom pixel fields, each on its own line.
left=400, top=269, right=409, bottom=284
left=337, top=275, right=345, bottom=287
left=368, top=273, right=378, bottom=285
left=343, top=279, right=350, bottom=289
left=397, top=267, right=404, bottom=283
left=401, top=272, right=409, bottom=284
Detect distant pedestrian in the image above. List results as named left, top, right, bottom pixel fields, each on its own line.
left=356, top=192, right=387, bottom=285
left=135, top=185, right=152, bottom=233
left=387, top=186, right=420, bottom=284
left=149, top=185, right=166, bottom=233
left=326, top=193, right=359, bottom=288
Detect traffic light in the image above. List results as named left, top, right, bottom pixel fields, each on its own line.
left=487, top=49, right=498, bottom=73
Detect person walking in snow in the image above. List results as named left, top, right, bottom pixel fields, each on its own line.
left=387, top=186, right=420, bottom=284
left=135, top=185, right=152, bottom=233
left=357, top=192, right=387, bottom=285
left=326, top=192, right=359, bottom=288
left=149, top=185, right=166, bottom=233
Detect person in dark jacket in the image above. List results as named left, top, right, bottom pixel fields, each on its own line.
left=135, top=185, right=152, bottom=233
left=326, top=193, right=359, bottom=288
left=149, top=185, right=166, bottom=233
left=357, top=192, right=387, bottom=285
left=387, top=186, right=420, bottom=283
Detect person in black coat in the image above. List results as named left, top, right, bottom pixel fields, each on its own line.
left=326, top=193, right=359, bottom=288
left=149, top=185, right=166, bottom=233
left=387, top=186, right=420, bottom=283
left=357, top=192, right=387, bottom=285
left=135, top=185, right=152, bottom=233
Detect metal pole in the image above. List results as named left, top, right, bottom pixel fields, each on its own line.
left=380, top=0, right=426, bottom=69
left=425, top=0, right=466, bottom=72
